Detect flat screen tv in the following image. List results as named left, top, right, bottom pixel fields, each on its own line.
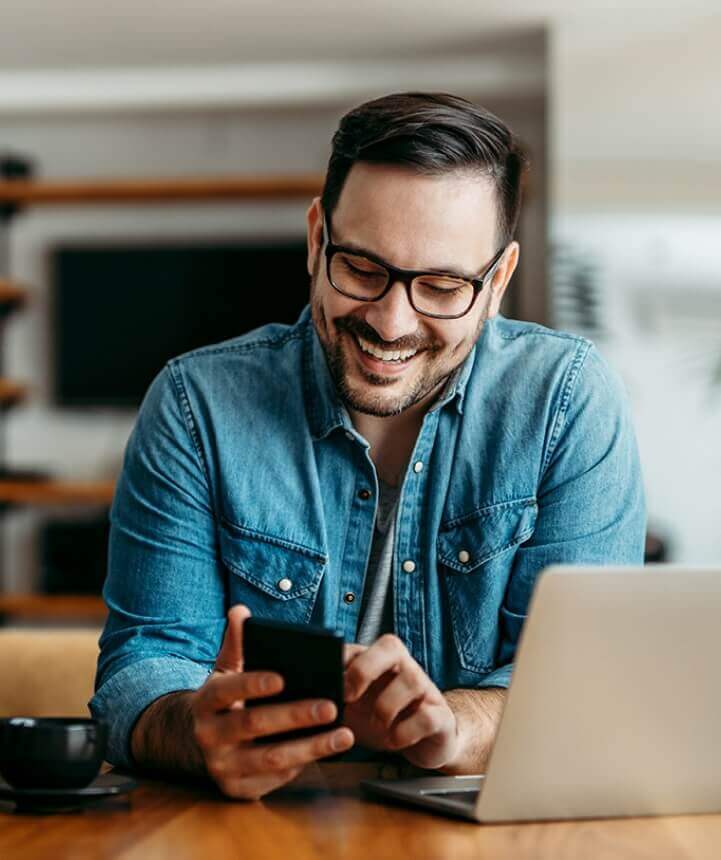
left=52, top=239, right=310, bottom=407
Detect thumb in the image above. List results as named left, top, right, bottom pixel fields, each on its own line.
left=214, top=604, right=251, bottom=673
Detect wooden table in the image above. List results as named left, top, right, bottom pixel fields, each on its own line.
left=2, top=763, right=721, bottom=859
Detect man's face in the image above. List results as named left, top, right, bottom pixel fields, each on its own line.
left=306, top=163, right=515, bottom=418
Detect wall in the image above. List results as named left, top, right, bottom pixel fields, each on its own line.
left=549, top=15, right=721, bottom=565
left=552, top=213, right=721, bottom=564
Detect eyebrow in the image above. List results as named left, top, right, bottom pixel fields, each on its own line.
left=334, top=235, right=483, bottom=282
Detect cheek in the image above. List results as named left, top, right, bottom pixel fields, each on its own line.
left=322, top=292, right=367, bottom=333
left=434, top=322, right=469, bottom=354
left=311, top=275, right=352, bottom=334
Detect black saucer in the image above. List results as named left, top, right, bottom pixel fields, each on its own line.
left=0, top=772, right=137, bottom=813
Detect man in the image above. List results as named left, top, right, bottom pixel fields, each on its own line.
left=90, top=92, right=645, bottom=800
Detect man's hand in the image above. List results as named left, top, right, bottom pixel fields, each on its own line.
left=342, top=634, right=460, bottom=770
left=190, top=605, right=354, bottom=799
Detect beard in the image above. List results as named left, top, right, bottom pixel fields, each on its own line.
left=309, top=261, right=485, bottom=418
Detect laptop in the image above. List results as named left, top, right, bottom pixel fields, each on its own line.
left=362, top=565, right=721, bottom=822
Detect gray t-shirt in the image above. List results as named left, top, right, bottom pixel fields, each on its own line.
left=355, top=478, right=401, bottom=645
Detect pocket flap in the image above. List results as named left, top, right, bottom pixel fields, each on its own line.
left=219, top=519, right=327, bottom=601
left=438, top=498, right=537, bottom=572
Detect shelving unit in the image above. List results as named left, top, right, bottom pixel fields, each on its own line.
left=0, top=479, right=116, bottom=507
left=0, top=594, right=106, bottom=625
left=0, top=379, right=27, bottom=410
left=0, top=170, right=323, bottom=617
left=0, top=280, right=27, bottom=317
left=0, top=175, right=323, bottom=206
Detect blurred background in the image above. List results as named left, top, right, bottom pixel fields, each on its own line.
left=0, top=1, right=718, bottom=624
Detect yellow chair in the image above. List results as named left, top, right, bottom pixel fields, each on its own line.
left=0, top=629, right=101, bottom=717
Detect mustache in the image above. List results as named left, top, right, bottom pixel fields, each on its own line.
left=335, top=316, right=433, bottom=352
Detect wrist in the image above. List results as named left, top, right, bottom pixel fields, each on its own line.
left=438, top=688, right=506, bottom=775
left=436, top=712, right=470, bottom=775
left=130, top=690, right=206, bottom=776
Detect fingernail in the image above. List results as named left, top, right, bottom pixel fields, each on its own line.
left=261, top=674, right=280, bottom=692
left=332, top=730, right=351, bottom=752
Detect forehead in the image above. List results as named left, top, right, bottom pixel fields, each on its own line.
left=331, top=162, right=498, bottom=272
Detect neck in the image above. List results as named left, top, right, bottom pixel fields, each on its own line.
left=348, top=378, right=446, bottom=486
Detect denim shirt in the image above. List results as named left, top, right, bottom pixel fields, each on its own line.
left=90, top=305, right=646, bottom=766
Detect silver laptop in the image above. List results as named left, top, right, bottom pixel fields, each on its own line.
left=362, top=565, right=721, bottom=822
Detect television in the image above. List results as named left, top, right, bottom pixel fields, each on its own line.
left=52, top=239, right=310, bottom=407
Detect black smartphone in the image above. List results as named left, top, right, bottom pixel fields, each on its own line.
left=243, top=617, right=345, bottom=742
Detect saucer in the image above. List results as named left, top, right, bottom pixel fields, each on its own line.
left=0, top=772, right=137, bottom=813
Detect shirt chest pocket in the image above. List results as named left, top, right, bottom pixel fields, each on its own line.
left=437, top=498, right=537, bottom=675
left=218, top=519, right=327, bottom=625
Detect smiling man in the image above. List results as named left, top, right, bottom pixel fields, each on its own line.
left=91, top=92, right=645, bottom=800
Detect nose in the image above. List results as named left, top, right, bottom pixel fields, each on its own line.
left=364, top=280, right=419, bottom=344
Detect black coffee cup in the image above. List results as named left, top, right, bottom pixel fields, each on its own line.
left=0, top=717, right=108, bottom=790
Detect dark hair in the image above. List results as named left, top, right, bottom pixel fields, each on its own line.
left=321, top=91, right=527, bottom=246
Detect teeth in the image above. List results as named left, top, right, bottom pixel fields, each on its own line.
left=357, top=335, right=418, bottom=363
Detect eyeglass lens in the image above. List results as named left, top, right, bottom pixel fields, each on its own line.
left=329, top=250, right=476, bottom=317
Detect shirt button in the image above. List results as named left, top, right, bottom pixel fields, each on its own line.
left=413, top=461, right=424, bottom=473
left=402, top=560, right=416, bottom=573
left=344, top=592, right=356, bottom=604
left=358, top=488, right=372, bottom=500
left=277, top=578, right=293, bottom=592
left=457, top=550, right=471, bottom=564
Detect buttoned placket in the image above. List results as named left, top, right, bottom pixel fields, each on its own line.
left=334, top=428, right=378, bottom=642
left=392, top=407, right=442, bottom=676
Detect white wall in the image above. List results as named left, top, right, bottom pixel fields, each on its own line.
left=549, top=14, right=721, bottom=564
left=552, top=213, right=721, bottom=563
left=551, top=13, right=721, bottom=211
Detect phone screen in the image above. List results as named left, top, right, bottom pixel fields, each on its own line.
left=243, top=617, right=345, bottom=742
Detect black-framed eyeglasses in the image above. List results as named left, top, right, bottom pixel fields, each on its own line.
left=322, top=213, right=506, bottom=320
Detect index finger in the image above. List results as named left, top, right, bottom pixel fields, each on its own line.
left=194, top=670, right=284, bottom=715
left=344, top=634, right=411, bottom=702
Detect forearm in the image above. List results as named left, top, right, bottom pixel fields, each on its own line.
left=439, top=687, right=506, bottom=775
left=130, top=690, right=207, bottom=777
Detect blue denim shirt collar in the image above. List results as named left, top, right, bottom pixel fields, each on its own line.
left=302, top=304, right=478, bottom=441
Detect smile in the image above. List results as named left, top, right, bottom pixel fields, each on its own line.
left=354, top=334, right=419, bottom=364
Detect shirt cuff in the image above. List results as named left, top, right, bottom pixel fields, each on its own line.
left=477, top=663, right=513, bottom=689
left=89, top=656, right=210, bottom=769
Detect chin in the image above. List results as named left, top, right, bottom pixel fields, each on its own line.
left=342, top=394, right=409, bottom=418
left=340, top=374, right=423, bottom=418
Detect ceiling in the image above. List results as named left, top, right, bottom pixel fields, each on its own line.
left=0, top=1, right=714, bottom=68
left=1, top=1, right=719, bottom=208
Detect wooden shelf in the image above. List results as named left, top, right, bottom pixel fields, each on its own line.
left=0, top=379, right=28, bottom=409
left=0, top=479, right=115, bottom=506
left=0, top=174, right=324, bottom=206
left=0, top=594, right=106, bottom=622
left=0, top=280, right=28, bottom=315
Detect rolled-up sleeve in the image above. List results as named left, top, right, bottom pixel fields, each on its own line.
left=490, top=343, right=647, bottom=687
left=89, top=362, right=226, bottom=768
left=90, top=657, right=211, bottom=767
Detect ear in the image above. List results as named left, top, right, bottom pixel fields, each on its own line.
left=487, top=241, right=519, bottom=318
left=306, top=197, right=324, bottom=277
